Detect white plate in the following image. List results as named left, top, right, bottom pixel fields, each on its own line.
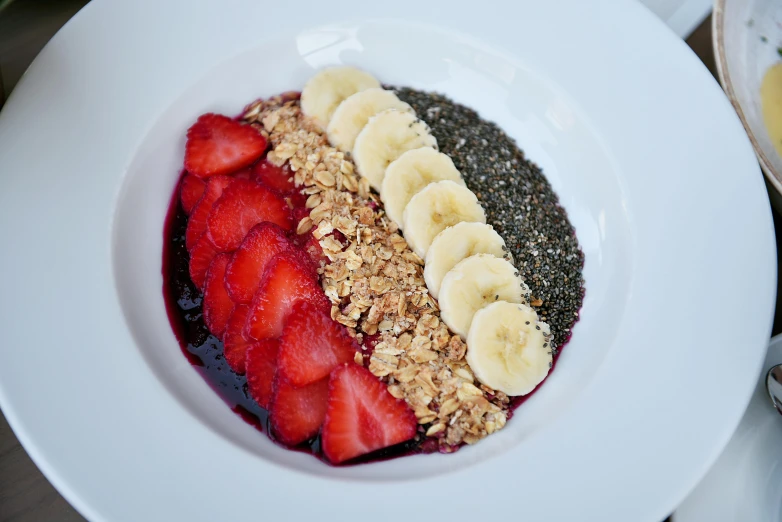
left=674, top=334, right=782, bottom=522
left=0, top=0, right=774, bottom=521
left=639, top=0, right=711, bottom=38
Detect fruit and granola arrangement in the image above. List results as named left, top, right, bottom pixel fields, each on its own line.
left=164, top=66, right=585, bottom=464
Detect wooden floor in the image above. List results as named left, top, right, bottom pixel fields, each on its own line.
left=0, top=8, right=722, bottom=522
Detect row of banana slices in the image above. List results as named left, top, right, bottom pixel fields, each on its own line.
left=301, top=66, right=553, bottom=396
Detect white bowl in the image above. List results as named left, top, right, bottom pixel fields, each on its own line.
left=714, top=0, right=782, bottom=210
left=0, top=0, right=774, bottom=520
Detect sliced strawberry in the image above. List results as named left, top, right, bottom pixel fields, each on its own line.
left=252, top=160, right=306, bottom=207
left=224, top=223, right=297, bottom=304
left=180, top=174, right=206, bottom=215
left=270, top=376, right=329, bottom=446
left=245, top=252, right=330, bottom=341
left=253, top=159, right=295, bottom=194
left=245, top=338, right=279, bottom=409
left=188, top=235, right=219, bottom=291
left=291, top=206, right=310, bottom=225
left=185, top=175, right=233, bottom=252
left=290, top=208, right=326, bottom=270
left=278, top=302, right=359, bottom=386
left=223, top=304, right=252, bottom=373
left=300, top=233, right=326, bottom=269
left=184, top=113, right=268, bottom=178
left=233, top=167, right=253, bottom=180
left=287, top=190, right=308, bottom=209
left=206, top=179, right=293, bottom=251
left=202, top=253, right=234, bottom=338
left=321, top=364, right=417, bottom=464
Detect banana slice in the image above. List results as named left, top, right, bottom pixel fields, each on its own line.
left=402, top=180, right=485, bottom=258
left=353, top=109, right=437, bottom=191
left=301, top=66, right=380, bottom=130
left=438, top=254, right=530, bottom=338
left=466, top=301, right=553, bottom=396
left=327, top=88, right=413, bottom=154
left=424, top=222, right=508, bottom=300
left=381, top=148, right=464, bottom=228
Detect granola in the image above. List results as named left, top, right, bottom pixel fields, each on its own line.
left=242, top=95, right=509, bottom=449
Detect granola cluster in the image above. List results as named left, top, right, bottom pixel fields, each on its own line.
left=242, top=95, right=510, bottom=449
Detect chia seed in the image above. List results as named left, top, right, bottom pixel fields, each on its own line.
left=392, top=87, right=585, bottom=350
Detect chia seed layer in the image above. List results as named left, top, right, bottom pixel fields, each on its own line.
left=392, top=87, right=585, bottom=350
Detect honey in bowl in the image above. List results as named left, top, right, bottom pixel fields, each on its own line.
left=761, top=62, right=782, bottom=158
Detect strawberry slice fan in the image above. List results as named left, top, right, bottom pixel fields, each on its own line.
left=179, top=111, right=418, bottom=464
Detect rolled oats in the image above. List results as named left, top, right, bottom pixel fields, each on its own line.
left=296, top=216, right=314, bottom=235
left=247, top=95, right=511, bottom=449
